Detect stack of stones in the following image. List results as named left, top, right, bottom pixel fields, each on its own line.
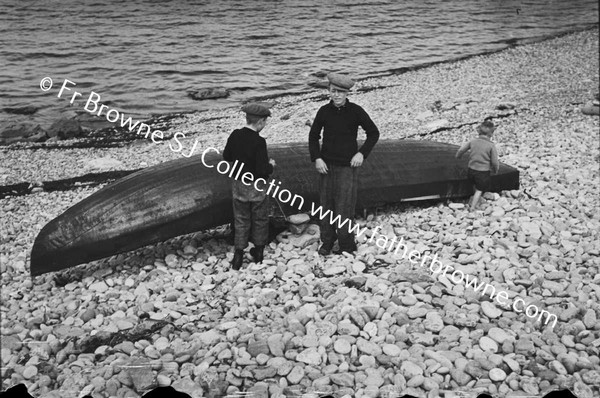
left=275, top=213, right=321, bottom=250
left=287, top=214, right=312, bottom=235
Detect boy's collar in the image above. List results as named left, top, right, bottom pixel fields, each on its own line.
left=329, top=99, right=350, bottom=109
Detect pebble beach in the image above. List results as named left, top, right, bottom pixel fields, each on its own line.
left=1, top=28, right=599, bottom=398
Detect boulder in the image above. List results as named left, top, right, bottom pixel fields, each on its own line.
left=0, top=121, right=47, bottom=144
left=188, top=88, right=229, bottom=100
left=47, top=118, right=83, bottom=139
left=496, top=102, right=516, bottom=110
left=308, top=80, right=329, bottom=89
left=581, top=102, right=599, bottom=116
left=288, top=213, right=310, bottom=225
left=310, top=70, right=328, bottom=78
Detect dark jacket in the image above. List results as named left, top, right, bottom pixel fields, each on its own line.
left=308, top=100, right=380, bottom=166
left=223, top=127, right=273, bottom=179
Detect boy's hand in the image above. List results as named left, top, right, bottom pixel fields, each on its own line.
left=269, top=158, right=276, bottom=167
left=350, top=152, right=364, bottom=167
left=315, top=158, right=328, bottom=174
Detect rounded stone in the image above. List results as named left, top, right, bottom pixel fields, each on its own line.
left=401, top=361, right=423, bottom=379
left=488, top=327, right=512, bottom=344
left=80, top=308, right=96, bottom=323
left=479, top=336, right=499, bottom=352
left=334, top=339, right=352, bottom=355
left=382, top=344, right=402, bottom=357
left=407, top=374, right=425, bottom=388
left=157, top=374, right=172, bottom=386
left=154, top=337, right=169, bottom=352
left=489, top=368, right=507, bottom=382
left=288, top=214, right=310, bottom=225
left=359, top=355, right=376, bottom=368
left=22, top=365, right=38, bottom=379
left=481, top=302, right=502, bottom=319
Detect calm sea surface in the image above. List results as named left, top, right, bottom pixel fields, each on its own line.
left=1, top=0, right=598, bottom=129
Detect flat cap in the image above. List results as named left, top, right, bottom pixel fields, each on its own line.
left=241, top=103, right=271, bottom=117
left=327, top=73, right=355, bottom=91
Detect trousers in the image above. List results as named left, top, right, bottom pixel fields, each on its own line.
left=233, top=197, right=269, bottom=250
left=231, top=178, right=269, bottom=250
left=319, top=165, right=359, bottom=251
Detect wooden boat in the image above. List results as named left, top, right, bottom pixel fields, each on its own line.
left=30, top=140, right=519, bottom=276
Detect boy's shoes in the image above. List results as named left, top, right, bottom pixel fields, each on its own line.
left=333, top=247, right=357, bottom=255
left=232, top=249, right=244, bottom=270
left=318, top=244, right=333, bottom=256
left=249, top=245, right=264, bottom=263
left=334, top=242, right=357, bottom=255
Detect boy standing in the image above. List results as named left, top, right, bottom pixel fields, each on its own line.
left=308, top=73, right=379, bottom=255
left=455, top=120, right=500, bottom=210
left=223, top=103, right=275, bottom=270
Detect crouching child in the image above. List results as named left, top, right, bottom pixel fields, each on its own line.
left=455, top=120, right=499, bottom=210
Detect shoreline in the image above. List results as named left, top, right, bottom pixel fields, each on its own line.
left=2, top=26, right=599, bottom=187
left=1, top=29, right=599, bottom=397
left=0, top=25, right=598, bottom=149
left=2, top=24, right=598, bottom=135
left=249, top=24, right=600, bottom=103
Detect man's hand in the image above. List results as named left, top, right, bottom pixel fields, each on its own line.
left=269, top=158, right=276, bottom=167
left=350, top=152, right=364, bottom=167
left=315, top=158, right=328, bottom=174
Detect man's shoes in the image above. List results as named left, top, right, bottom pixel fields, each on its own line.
left=318, top=244, right=333, bottom=256
left=232, top=249, right=244, bottom=270
left=249, top=245, right=264, bottom=263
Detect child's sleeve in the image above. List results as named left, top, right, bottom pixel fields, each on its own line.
left=255, top=139, right=273, bottom=177
left=223, top=135, right=233, bottom=161
left=455, top=142, right=470, bottom=159
left=490, top=144, right=500, bottom=174
left=308, top=108, right=325, bottom=161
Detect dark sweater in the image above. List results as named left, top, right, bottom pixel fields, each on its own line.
left=223, top=127, right=273, bottom=180
left=308, top=100, right=380, bottom=166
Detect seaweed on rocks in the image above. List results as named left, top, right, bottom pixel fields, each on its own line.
left=2, top=137, right=138, bottom=150
left=0, top=169, right=139, bottom=199
left=0, top=111, right=198, bottom=149
left=404, top=110, right=518, bottom=139
left=76, top=319, right=170, bottom=354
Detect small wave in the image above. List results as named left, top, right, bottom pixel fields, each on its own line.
left=245, top=34, right=282, bottom=40
left=17, top=51, right=85, bottom=59
left=340, top=1, right=392, bottom=8
left=150, top=69, right=228, bottom=76
left=230, top=86, right=256, bottom=92
left=354, top=31, right=389, bottom=38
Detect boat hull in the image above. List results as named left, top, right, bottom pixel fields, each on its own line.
left=30, top=140, right=519, bottom=276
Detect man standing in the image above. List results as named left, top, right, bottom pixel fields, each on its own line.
left=308, top=73, right=379, bottom=255
left=223, top=103, right=275, bottom=270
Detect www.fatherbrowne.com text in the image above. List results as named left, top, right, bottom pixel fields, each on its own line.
left=41, top=77, right=557, bottom=328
